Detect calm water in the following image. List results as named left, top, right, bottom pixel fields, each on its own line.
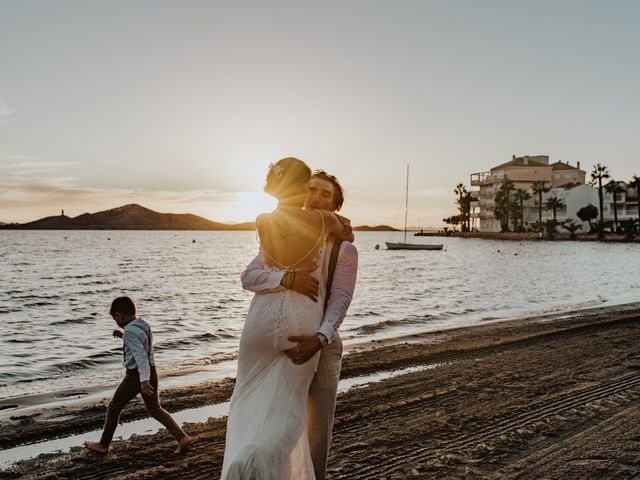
left=1, top=231, right=639, bottom=401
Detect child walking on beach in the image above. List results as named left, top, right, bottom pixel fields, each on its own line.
left=84, top=296, right=191, bottom=454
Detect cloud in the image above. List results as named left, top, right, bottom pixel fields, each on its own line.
left=0, top=173, right=455, bottom=227
left=0, top=172, right=248, bottom=223
left=0, top=154, right=33, bottom=163
left=0, top=156, right=79, bottom=175
left=0, top=179, right=223, bottom=205
left=0, top=101, right=14, bottom=124
left=156, top=189, right=237, bottom=204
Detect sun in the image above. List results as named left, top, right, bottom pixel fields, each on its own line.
left=227, top=191, right=277, bottom=223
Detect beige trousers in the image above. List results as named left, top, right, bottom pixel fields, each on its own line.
left=307, top=334, right=343, bottom=480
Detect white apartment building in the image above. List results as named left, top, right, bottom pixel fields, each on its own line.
left=538, top=182, right=639, bottom=230
left=537, top=184, right=597, bottom=230
left=470, top=155, right=638, bottom=232
left=470, top=155, right=586, bottom=232
left=602, top=182, right=639, bottom=225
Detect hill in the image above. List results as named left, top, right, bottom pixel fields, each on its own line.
left=0, top=204, right=398, bottom=231
left=1, top=204, right=255, bottom=231
left=353, top=225, right=399, bottom=231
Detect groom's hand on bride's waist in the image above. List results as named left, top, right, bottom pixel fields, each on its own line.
left=285, top=335, right=322, bottom=364
left=284, top=266, right=319, bottom=302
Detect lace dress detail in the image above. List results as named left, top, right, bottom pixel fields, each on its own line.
left=221, top=216, right=329, bottom=480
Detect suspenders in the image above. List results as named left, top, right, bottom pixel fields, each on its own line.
left=324, top=239, right=343, bottom=310
left=122, top=323, right=153, bottom=363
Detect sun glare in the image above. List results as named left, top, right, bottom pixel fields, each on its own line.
left=227, top=191, right=277, bottom=223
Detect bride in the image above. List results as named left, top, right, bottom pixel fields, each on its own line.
left=220, top=157, right=354, bottom=479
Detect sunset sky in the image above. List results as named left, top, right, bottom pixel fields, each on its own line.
left=1, top=1, right=639, bottom=228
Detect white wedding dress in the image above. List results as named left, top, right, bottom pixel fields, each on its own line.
left=221, top=230, right=328, bottom=480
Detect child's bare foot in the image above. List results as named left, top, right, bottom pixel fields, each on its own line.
left=84, top=441, right=108, bottom=453
left=174, top=435, right=191, bottom=454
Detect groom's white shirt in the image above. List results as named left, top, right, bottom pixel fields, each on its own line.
left=240, top=239, right=358, bottom=342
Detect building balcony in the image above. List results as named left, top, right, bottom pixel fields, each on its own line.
left=470, top=171, right=493, bottom=186
left=478, top=191, right=496, bottom=199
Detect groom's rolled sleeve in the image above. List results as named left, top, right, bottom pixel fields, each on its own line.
left=317, top=242, right=358, bottom=343
left=241, top=250, right=286, bottom=293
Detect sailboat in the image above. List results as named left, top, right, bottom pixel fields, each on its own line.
left=385, top=165, right=444, bottom=251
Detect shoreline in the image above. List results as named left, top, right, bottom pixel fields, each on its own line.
left=3, top=300, right=639, bottom=422
left=2, top=303, right=640, bottom=478
left=423, top=231, right=640, bottom=242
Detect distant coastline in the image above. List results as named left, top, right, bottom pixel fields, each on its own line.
left=423, top=231, right=640, bottom=242
left=353, top=224, right=399, bottom=232
left=0, top=204, right=400, bottom=232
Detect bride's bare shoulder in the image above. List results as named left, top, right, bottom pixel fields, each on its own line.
left=256, top=213, right=272, bottom=226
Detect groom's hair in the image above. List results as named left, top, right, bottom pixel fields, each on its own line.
left=312, top=170, right=344, bottom=211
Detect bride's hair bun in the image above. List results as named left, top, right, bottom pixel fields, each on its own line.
left=264, top=157, right=311, bottom=199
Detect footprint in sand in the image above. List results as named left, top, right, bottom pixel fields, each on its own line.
left=55, top=392, right=89, bottom=399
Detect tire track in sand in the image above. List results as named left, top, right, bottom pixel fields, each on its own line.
left=330, top=372, right=640, bottom=479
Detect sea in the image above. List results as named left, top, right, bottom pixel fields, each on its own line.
left=1, top=230, right=639, bottom=404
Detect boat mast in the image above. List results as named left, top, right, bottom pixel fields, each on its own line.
left=404, top=164, right=409, bottom=243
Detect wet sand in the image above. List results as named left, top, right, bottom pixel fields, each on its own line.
left=1, top=304, right=639, bottom=479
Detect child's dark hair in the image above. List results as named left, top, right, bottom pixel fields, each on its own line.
left=110, top=296, right=136, bottom=317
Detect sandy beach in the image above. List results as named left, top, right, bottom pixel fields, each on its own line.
left=1, top=304, right=639, bottom=479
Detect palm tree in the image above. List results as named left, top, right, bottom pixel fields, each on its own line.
left=604, top=180, right=625, bottom=232
left=443, top=215, right=462, bottom=232
left=493, top=190, right=508, bottom=232
left=621, top=219, right=637, bottom=240
left=545, top=196, right=565, bottom=232
left=531, top=180, right=550, bottom=232
left=454, top=183, right=472, bottom=232
left=499, top=177, right=515, bottom=231
left=514, top=188, right=532, bottom=231
left=629, top=174, right=640, bottom=226
left=589, top=164, right=610, bottom=223
left=465, top=191, right=477, bottom=231
left=562, top=221, right=583, bottom=240
left=509, top=200, right=522, bottom=231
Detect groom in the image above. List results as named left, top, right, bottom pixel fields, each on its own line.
left=241, top=170, right=358, bottom=480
